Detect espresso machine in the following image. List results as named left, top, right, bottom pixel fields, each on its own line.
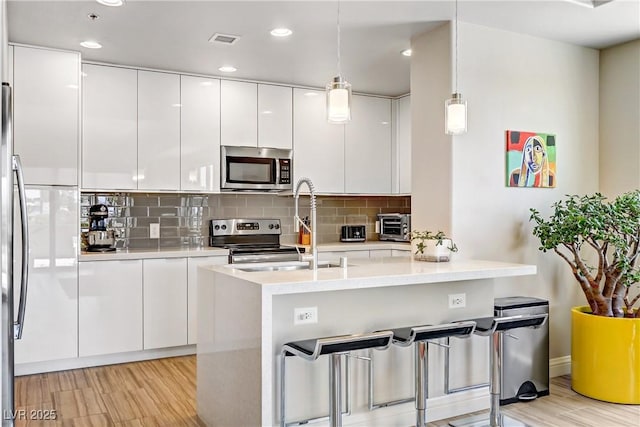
left=87, top=204, right=116, bottom=252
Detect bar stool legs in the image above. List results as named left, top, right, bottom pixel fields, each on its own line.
left=489, top=333, right=504, bottom=427
left=374, top=322, right=476, bottom=427
left=415, top=341, right=428, bottom=427
left=449, top=314, right=548, bottom=427
left=280, top=331, right=393, bottom=427
left=329, top=353, right=342, bottom=427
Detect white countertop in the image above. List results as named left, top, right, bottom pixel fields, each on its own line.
left=78, top=241, right=410, bottom=261
left=202, top=257, right=537, bottom=295
left=79, top=246, right=229, bottom=261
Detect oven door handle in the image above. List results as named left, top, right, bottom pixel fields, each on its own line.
left=231, top=253, right=301, bottom=264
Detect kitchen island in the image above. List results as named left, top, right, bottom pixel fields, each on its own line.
left=197, top=257, right=536, bottom=426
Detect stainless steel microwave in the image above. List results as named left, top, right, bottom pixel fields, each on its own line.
left=221, top=146, right=293, bottom=191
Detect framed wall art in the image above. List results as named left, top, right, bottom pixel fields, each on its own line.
left=506, top=130, right=556, bottom=188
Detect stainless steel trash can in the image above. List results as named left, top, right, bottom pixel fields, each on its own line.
left=494, top=296, right=549, bottom=405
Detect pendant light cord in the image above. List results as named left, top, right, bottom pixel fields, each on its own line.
left=455, top=0, right=458, bottom=93
left=337, top=0, right=342, bottom=77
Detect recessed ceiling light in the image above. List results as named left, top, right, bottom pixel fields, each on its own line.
left=218, top=66, right=237, bottom=73
left=171, top=103, right=182, bottom=108
left=304, top=92, right=319, bottom=97
left=200, top=81, right=213, bottom=86
left=261, top=110, right=273, bottom=115
left=401, top=49, right=412, bottom=57
left=80, top=40, right=102, bottom=49
left=96, top=0, right=124, bottom=6
left=270, top=28, right=293, bottom=37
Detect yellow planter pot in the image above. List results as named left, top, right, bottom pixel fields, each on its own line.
left=571, top=306, right=640, bottom=404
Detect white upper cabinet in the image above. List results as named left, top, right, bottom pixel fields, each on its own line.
left=12, top=46, right=79, bottom=186
left=258, top=84, right=292, bottom=149
left=396, top=95, right=411, bottom=194
left=82, top=64, right=138, bottom=190
left=345, top=95, right=392, bottom=194
left=181, top=75, right=220, bottom=192
left=293, top=88, right=345, bottom=193
left=138, top=70, right=181, bottom=190
left=221, top=80, right=257, bottom=147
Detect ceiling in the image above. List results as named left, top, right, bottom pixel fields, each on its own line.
left=7, top=0, right=640, bottom=96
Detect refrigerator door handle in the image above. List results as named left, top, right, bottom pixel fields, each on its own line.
left=12, top=154, right=28, bottom=340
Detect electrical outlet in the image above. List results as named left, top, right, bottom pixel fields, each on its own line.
left=294, top=307, right=318, bottom=325
left=150, top=223, right=160, bottom=239
left=448, top=293, right=466, bottom=309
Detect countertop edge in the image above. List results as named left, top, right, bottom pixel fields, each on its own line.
left=205, top=259, right=538, bottom=295
left=78, top=242, right=411, bottom=261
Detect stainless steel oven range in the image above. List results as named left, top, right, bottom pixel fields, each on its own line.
left=209, top=218, right=304, bottom=264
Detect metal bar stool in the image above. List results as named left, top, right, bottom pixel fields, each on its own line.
left=449, top=313, right=548, bottom=427
left=384, top=321, right=477, bottom=427
left=280, top=331, right=394, bottom=427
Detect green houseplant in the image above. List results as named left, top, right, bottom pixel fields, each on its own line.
left=530, top=190, right=640, bottom=404
left=530, top=191, right=640, bottom=318
left=411, top=230, right=458, bottom=262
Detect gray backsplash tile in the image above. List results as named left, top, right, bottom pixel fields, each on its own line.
left=81, top=192, right=410, bottom=250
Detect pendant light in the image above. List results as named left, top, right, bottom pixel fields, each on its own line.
left=326, top=0, right=352, bottom=123
left=445, top=0, right=467, bottom=135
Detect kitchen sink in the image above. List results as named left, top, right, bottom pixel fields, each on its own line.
left=234, top=261, right=345, bottom=272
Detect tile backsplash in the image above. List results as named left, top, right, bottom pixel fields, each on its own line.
left=81, top=193, right=410, bottom=249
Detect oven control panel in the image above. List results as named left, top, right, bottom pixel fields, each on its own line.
left=210, top=218, right=282, bottom=236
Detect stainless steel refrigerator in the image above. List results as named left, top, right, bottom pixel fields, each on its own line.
left=1, top=0, right=30, bottom=424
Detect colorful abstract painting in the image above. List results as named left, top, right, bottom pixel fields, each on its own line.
left=506, top=130, right=556, bottom=188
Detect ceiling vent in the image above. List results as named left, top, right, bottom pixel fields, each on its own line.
left=209, top=33, right=241, bottom=45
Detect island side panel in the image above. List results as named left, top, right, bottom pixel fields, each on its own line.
left=197, top=268, right=263, bottom=426
left=268, top=279, right=494, bottom=425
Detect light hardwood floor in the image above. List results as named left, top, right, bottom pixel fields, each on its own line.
left=13, top=356, right=640, bottom=426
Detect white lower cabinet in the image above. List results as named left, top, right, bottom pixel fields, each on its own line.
left=79, top=260, right=143, bottom=357
left=143, top=258, right=188, bottom=349
left=369, top=249, right=393, bottom=258
left=318, top=250, right=370, bottom=261
left=187, top=256, right=228, bottom=344
left=392, top=249, right=411, bottom=257
left=14, top=187, right=78, bottom=364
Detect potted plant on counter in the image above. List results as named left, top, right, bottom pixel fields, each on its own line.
left=411, top=230, right=458, bottom=262
left=530, top=190, right=640, bottom=404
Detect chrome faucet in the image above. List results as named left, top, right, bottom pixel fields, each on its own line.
left=293, top=177, right=318, bottom=270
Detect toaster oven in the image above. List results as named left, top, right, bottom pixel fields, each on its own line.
left=340, top=225, right=366, bottom=242
left=377, top=213, right=411, bottom=242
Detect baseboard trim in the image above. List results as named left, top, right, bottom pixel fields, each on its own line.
left=549, top=355, right=571, bottom=378
left=343, top=387, right=490, bottom=426
left=15, top=345, right=196, bottom=376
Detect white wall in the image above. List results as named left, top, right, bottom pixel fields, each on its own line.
left=599, top=39, right=640, bottom=198
left=411, top=22, right=600, bottom=359
left=410, top=23, right=453, bottom=235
